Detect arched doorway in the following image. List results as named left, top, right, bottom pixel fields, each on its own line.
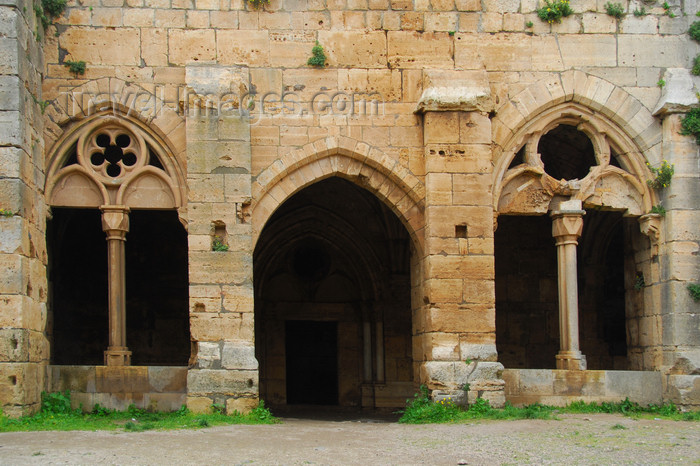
left=254, top=177, right=414, bottom=409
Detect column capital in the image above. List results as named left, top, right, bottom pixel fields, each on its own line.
left=550, top=210, right=585, bottom=246
left=100, top=205, right=130, bottom=240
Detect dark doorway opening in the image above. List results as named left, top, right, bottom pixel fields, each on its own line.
left=286, top=320, right=338, bottom=405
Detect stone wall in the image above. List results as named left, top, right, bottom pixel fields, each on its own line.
left=0, top=0, right=696, bottom=414
left=0, top=0, right=49, bottom=417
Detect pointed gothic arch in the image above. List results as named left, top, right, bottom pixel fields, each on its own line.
left=251, top=136, right=426, bottom=255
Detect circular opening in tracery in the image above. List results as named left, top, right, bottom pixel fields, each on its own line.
left=106, top=164, right=121, bottom=177
left=90, top=151, right=105, bottom=166
left=122, top=152, right=137, bottom=166
left=538, top=124, right=597, bottom=181
left=96, top=133, right=110, bottom=148
left=116, top=134, right=131, bottom=148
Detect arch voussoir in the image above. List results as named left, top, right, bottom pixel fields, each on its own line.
left=251, top=137, right=425, bottom=256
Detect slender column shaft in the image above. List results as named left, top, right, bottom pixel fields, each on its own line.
left=363, top=321, right=372, bottom=382
left=375, top=321, right=385, bottom=383
left=551, top=208, right=586, bottom=371
left=101, top=205, right=131, bottom=366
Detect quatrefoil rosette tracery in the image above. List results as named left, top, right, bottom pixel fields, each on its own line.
left=76, top=124, right=148, bottom=185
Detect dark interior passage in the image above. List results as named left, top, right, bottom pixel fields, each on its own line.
left=286, top=320, right=338, bottom=405
left=254, top=177, right=414, bottom=409
left=48, top=208, right=189, bottom=365
left=495, top=215, right=559, bottom=369
left=495, top=211, right=630, bottom=370
left=578, top=210, right=628, bottom=370
left=48, top=208, right=108, bottom=365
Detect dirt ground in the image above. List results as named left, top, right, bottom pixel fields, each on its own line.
left=0, top=412, right=698, bottom=465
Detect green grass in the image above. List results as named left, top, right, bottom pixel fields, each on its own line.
left=0, top=391, right=278, bottom=432
left=398, top=386, right=700, bottom=424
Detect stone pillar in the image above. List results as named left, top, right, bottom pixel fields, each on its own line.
left=184, top=66, right=258, bottom=414
left=551, top=203, right=586, bottom=371
left=652, top=69, right=700, bottom=409
left=100, top=205, right=131, bottom=366
left=415, top=71, right=504, bottom=407
left=0, top=0, right=49, bottom=416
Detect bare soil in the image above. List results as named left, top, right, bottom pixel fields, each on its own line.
left=0, top=413, right=698, bottom=465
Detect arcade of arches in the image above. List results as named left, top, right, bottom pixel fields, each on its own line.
left=18, top=72, right=697, bottom=417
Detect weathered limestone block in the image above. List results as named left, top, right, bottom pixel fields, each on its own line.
left=221, top=343, right=258, bottom=370
left=226, top=396, right=258, bottom=414
left=187, top=369, right=258, bottom=396
left=190, top=312, right=244, bottom=342
left=189, top=251, right=252, bottom=285
left=0, top=329, right=47, bottom=362
left=318, top=31, right=387, bottom=68
left=95, top=366, right=149, bottom=393
left=192, top=341, right=221, bottom=369
left=217, top=30, right=269, bottom=66
left=59, top=27, right=141, bottom=65
left=148, top=367, right=188, bottom=393
left=387, top=31, right=454, bottom=69
left=618, top=35, right=689, bottom=68
left=169, top=29, right=216, bottom=65
left=665, top=375, right=700, bottom=408
left=46, top=365, right=96, bottom=393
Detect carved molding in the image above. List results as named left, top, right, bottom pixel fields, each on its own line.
left=639, top=213, right=663, bottom=256
left=46, top=115, right=184, bottom=212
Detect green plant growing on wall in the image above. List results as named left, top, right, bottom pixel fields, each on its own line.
left=646, top=160, right=674, bottom=189
left=633, top=7, right=647, bottom=17
left=307, top=41, right=327, bottom=67
left=662, top=2, right=675, bottom=17
left=650, top=204, right=666, bottom=216
left=689, top=21, right=700, bottom=41
left=634, top=272, right=645, bottom=291
left=605, top=2, right=625, bottom=19
left=212, top=236, right=229, bottom=252
left=689, top=283, right=700, bottom=302
left=526, top=20, right=534, bottom=27
left=34, top=0, right=67, bottom=31
left=692, top=56, right=700, bottom=76
left=536, top=0, right=573, bottom=24
left=64, top=60, right=86, bottom=75
left=245, top=0, right=269, bottom=8
left=657, top=78, right=666, bottom=87
left=0, top=209, right=15, bottom=217
left=680, top=108, right=700, bottom=144
left=30, top=93, right=49, bottom=113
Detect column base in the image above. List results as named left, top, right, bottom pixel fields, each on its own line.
left=104, top=348, right=132, bottom=366
left=556, top=351, right=586, bottom=370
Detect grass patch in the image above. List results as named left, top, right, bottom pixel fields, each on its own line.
left=398, top=386, right=700, bottom=424
left=0, top=391, right=278, bottom=432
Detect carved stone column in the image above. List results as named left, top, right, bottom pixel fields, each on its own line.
left=551, top=204, right=586, bottom=371
left=100, top=205, right=131, bottom=366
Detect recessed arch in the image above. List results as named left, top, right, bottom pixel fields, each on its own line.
left=254, top=177, right=415, bottom=408
left=251, top=136, right=425, bottom=256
